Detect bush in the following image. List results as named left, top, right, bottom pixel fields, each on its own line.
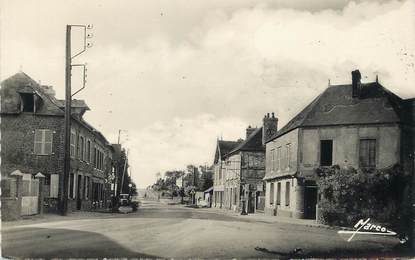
left=316, top=164, right=411, bottom=236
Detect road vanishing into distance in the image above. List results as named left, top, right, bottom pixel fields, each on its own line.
left=1, top=200, right=405, bottom=259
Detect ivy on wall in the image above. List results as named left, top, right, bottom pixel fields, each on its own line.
left=316, top=164, right=411, bottom=238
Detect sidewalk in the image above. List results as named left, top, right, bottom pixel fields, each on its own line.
left=201, top=206, right=352, bottom=231
left=1, top=210, right=123, bottom=229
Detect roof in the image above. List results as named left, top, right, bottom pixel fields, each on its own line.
left=204, top=186, right=214, bottom=193
left=268, top=82, right=410, bottom=142
left=56, top=99, right=90, bottom=109
left=1, top=72, right=90, bottom=114
left=214, top=140, right=241, bottom=163
left=226, top=127, right=264, bottom=156
left=1, top=72, right=111, bottom=146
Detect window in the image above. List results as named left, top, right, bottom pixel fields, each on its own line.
left=69, top=173, right=74, bottom=198
left=70, top=131, right=76, bottom=158
left=277, top=147, right=281, bottom=170
left=84, top=176, right=89, bottom=199
left=34, top=129, right=53, bottom=155
left=20, top=93, right=35, bottom=112
left=285, top=182, right=290, bottom=206
left=276, top=182, right=281, bottom=205
left=320, top=140, right=333, bottom=166
left=286, top=144, right=291, bottom=169
left=80, top=136, right=85, bottom=161
left=86, top=140, right=91, bottom=162
left=270, top=149, right=275, bottom=171
left=93, top=147, right=97, bottom=166
left=360, top=139, right=376, bottom=167
left=76, top=135, right=81, bottom=159
left=269, top=183, right=275, bottom=205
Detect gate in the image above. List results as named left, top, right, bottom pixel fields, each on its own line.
left=21, top=174, right=39, bottom=216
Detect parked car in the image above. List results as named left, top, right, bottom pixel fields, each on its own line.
left=119, top=194, right=130, bottom=206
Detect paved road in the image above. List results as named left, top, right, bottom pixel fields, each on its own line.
left=1, top=200, right=405, bottom=258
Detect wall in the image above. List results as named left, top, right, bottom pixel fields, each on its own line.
left=299, top=124, right=400, bottom=177
left=264, top=129, right=298, bottom=180
left=223, top=153, right=241, bottom=211
left=265, top=178, right=299, bottom=217
left=1, top=115, right=113, bottom=215
left=1, top=114, right=64, bottom=178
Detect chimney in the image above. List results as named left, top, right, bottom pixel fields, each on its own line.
left=352, top=69, right=362, bottom=98
left=262, top=112, right=278, bottom=145
left=246, top=125, right=257, bottom=139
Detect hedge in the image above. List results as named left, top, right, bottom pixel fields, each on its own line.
left=316, top=164, right=411, bottom=238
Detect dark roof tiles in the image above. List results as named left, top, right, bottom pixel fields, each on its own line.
left=268, top=82, right=409, bottom=142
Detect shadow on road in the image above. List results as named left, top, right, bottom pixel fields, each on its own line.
left=2, top=227, right=159, bottom=259
left=254, top=244, right=413, bottom=259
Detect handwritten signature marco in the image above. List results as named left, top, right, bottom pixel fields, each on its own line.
left=338, top=218, right=397, bottom=242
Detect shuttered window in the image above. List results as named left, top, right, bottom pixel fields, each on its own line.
left=34, top=129, right=53, bottom=155
left=50, top=174, right=59, bottom=198
left=70, top=131, right=76, bottom=158
left=359, top=139, right=376, bottom=167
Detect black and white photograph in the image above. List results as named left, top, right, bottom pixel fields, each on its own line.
left=1, top=0, right=414, bottom=258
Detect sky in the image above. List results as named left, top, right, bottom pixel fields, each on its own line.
left=1, top=0, right=414, bottom=188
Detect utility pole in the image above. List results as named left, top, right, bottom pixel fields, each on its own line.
left=60, top=24, right=93, bottom=216
left=192, top=166, right=196, bottom=205
left=61, top=25, right=72, bottom=215
left=119, top=149, right=129, bottom=196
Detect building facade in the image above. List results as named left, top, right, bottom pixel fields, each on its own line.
left=212, top=140, right=241, bottom=208
left=263, top=70, right=415, bottom=219
left=1, top=72, right=115, bottom=219
left=214, top=122, right=276, bottom=213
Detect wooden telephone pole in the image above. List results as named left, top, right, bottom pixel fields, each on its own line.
left=60, top=25, right=92, bottom=216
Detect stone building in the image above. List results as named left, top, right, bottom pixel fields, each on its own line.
left=1, top=72, right=115, bottom=219
left=213, top=121, right=276, bottom=213
left=212, top=140, right=241, bottom=208
left=263, top=70, right=415, bottom=220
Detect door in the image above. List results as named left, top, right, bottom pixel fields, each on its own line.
left=76, top=175, right=82, bottom=210
left=21, top=174, right=39, bottom=216
left=304, top=187, right=317, bottom=219
left=248, top=191, right=255, bottom=213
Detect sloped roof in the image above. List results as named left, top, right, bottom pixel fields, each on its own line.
left=1, top=72, right=110, bottom=146
left=268, top=82, right=409, bottom=142
left=1, top=72, right=90, bottom=114
left=214, top=140, right=241, bottom=163
left=226, top=127, right=264, bottom=156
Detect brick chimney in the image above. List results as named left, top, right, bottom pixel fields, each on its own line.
left=246, top=125, right=257, bottom=139
left=262, top=112, right=278, bottom=145
left=352, top=69, right=362, bottom=98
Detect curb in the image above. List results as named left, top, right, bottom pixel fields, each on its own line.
left=202, top=207, right=354, bottom=231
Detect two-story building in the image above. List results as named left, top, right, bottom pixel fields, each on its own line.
left=1, top=72, right=115, bottom=219
left=263, top=70, right=415, bottom=220
left=212, top=139, right=241, bottom=208
left=213, top=119, right=277, bottom=214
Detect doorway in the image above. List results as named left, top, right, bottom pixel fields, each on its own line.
left=248, top=191, right=255, bottom=213
left=304, top=186, right=317, bottom=219
left=76, top=175, right=82, bottom=210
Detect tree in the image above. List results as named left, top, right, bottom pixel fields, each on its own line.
left=199, top=165, right=213, bottom=191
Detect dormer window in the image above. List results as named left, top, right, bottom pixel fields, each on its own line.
left=20, top=93, right=35, bottom=112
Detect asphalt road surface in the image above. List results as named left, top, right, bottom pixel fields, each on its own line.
left=1, top=200, right=406, bottom=259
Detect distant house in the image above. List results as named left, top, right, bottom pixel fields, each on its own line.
left=263, top=70, right=415, bottom=220
left=213, top=118, right=277, bottom=213
left=212, top=139, right=241, bottom=208
left=1, top=72, right=115, bottom=219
